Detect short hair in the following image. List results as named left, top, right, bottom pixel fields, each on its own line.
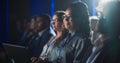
left=37, top=14, right=50, bottom=22
left=68, top=2, right=90, bottom=37
left=37, top=14, right=51, bottom=28
left=98, top=1, right=120, bottom=36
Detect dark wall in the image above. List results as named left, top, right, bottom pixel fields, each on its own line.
left=30, top=0, right=51, bottom=16
left=9, top=0, right=30, bottom=44
left=55, top=0, right=72, bottom=11
left=0, top=0, right=6, bottom=46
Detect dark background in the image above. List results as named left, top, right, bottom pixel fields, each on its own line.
left=0, top=0, right=98, bottom=46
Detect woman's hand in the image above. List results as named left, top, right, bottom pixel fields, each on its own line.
left=31, top=57, right=37, bottom=63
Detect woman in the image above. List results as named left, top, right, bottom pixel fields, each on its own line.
left=62, top=2, right=92, bottom=63
left=32, top=11, right=67, bottom=63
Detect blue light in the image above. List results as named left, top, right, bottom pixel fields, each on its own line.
left=50, top=0, right=56, bottom=36
left=92, top=0, right=97, bottom=16
left=51, top=0, right=55, bottom=16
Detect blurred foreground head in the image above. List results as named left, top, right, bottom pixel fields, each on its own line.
left=97, top=0, right=120, bottom=37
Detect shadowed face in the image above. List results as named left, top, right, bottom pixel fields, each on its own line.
left=36, top=17, right=44, bottom=31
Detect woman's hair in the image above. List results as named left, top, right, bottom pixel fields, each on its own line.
left=54, top=11, right=65, bottom=22
left=98, top=1, right=120, bottom=37
left=68, top=2, right=90, bottom=37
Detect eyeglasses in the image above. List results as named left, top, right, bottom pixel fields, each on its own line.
left=51, top=19, right=57, bottom=23
left=62, top=14, right=71, bottom=21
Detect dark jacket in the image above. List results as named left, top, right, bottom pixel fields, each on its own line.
left=73, top=38, right=93, bottom=63
left=28, top=28, right=53, bottom=58
left=94, top=37, right=120, bottom=63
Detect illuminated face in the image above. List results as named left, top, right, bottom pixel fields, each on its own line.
left=63, top=8, right=73, bottom=31
left=51, top=15, right=63, bottom=31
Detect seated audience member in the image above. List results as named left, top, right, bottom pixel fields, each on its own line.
left=61, top=1, right=92, bottom=63
left=89, top=16, right=100, bottom=44
left=18, top=16, right=37, bottom=47
left=28, top=14, right=53, bottom=58
left=86, top=1, right=120, bottom=63
left=31, top=11, right=67, bottom=63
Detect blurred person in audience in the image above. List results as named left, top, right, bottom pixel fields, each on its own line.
left=60, top=1, right=92, bottom=63
left=31, top=11, right=68, bottom=63
left=28, top=14, right=53, bottom=59
left=17, top=16, right=37, bottom=46
left=86, top=1, right=120, bottom=63
left=89, top=16, right=100, bottom=44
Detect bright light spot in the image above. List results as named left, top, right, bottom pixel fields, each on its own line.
left=96, top=0, right=114, bottom=12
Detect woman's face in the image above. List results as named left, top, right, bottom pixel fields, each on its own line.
left=63, top=8, right=73, bottom=31
left=51, top=15, right=63, bottom=31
